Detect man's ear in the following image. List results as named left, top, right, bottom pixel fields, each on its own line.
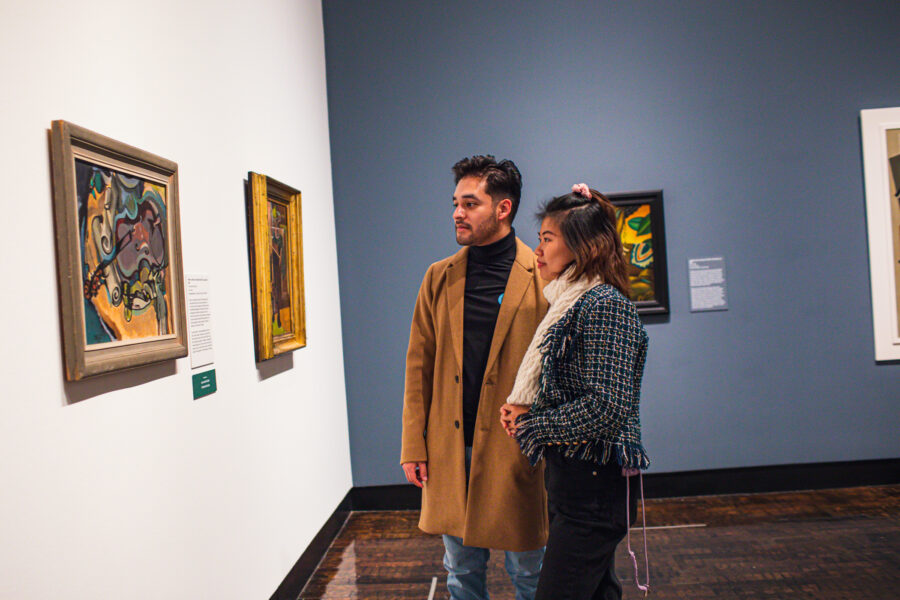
left=496, top=198, right=513, bottom=222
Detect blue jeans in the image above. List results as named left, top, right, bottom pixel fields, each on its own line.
left=442, top=534, right=543, bottom=600
left=442, top=446, right=544, bottom=600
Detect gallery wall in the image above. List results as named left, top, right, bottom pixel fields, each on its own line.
left=0, top=1, right=350, bottom=599
left=323, top=0, right=900, bottom=487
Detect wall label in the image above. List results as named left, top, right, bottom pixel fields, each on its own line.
left=187, top=273, right=215, bottom=369
left=688, top=257, right=728, bottom=312
left=192, top=369, right=217, bottom=399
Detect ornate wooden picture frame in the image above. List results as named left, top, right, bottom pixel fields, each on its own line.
left=247, top=172, right=306, bottom=361
left=607, top=190, right=670, bottom=315
left=49, top=120, right=188, bottom=380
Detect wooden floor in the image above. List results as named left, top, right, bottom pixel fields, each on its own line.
left=300, top=485, right=900, bottom=599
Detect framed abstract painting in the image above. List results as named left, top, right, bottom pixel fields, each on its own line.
left=861, top=107, right=900, bottom=361
left=607, top=190, right=669, bottom=315
left=49, top=120, right=188, bottom=380
left=247, top=172, right=306, bottom=361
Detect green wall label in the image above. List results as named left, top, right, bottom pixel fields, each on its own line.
left=192, top=369, right=217, bottom=399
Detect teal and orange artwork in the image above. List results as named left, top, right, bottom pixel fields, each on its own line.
left=269, top=201, right=292, bottom=336
left=615, top=204, right=656, bottom=302
left=76, top=159, right=173, bottom=346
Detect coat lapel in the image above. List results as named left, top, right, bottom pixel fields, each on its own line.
left=483, top=239, right=535, bottom=378
left=446, top=247, right=468, bottom=370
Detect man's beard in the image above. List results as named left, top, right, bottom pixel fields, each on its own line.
left=456, top=213, right=500, bottom=246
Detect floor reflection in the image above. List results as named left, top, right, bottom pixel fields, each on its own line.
left=319, top=540, right=357, bottom=598
left=301, top=485, right=900, bottom=599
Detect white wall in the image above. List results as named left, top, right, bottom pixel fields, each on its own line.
left=0, top=1, right=351, bottom=598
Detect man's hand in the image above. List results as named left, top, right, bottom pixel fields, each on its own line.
left=500, top=403, right=530, bottom=436
left=401, top=461, right=428, bottom=488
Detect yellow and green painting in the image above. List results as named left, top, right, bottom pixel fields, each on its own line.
left=76, top=159, right=174, bottom=346
left=615, top=203, right=656, bottom=303
left=269, top=201, right=293, bottom=336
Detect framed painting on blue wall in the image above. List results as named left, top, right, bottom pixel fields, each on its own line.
left=607, top=190, right=669, bottom=315
left=861, top=107, right=900, bottom=361
left=50, top=120, right=188, bottom=380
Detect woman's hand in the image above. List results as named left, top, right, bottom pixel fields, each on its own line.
left=500, top=403, right=530, bottom=436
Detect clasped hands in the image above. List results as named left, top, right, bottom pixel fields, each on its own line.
left=500, top=403, right=530, bottom=437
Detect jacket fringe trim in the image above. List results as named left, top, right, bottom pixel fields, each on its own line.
left=516, top=418, right=650, bottom=469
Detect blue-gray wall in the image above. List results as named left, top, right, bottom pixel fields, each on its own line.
left=322, top=0, right=899, bottom=487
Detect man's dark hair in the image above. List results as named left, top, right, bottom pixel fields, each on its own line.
left=452, top=155, right=522, bottom=223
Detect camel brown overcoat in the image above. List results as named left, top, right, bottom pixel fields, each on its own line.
left=401, top=238, right=549, bottom=551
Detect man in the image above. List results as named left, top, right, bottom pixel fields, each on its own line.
left=401, top=155, right=549, bottom=600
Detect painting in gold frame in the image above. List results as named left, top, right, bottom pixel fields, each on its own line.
left=247, top=172, right=306, bottom=361
left=49, top=120, right=188, bottom=380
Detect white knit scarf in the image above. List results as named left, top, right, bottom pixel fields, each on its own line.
left=506, top=267, right=603, bottom=406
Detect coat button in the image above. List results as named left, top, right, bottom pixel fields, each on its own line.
left=454, top=375, right=459, bottom=383
left=454, top=420, right=460, bottom=429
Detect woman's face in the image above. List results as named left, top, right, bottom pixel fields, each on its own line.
left=535, top=217, right=575, bottom=281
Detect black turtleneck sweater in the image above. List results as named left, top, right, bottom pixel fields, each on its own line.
left=462, top=228, right=517, bottom=446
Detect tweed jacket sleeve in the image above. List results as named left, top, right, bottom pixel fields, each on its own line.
left=515, top=287, right=650, bottom=468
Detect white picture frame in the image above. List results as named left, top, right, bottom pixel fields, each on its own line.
left=860, top=107, right=900, bottom=361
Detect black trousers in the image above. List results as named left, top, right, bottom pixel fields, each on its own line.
left=535, top=447, right=637, bottom=600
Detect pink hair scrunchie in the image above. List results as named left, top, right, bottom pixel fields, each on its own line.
left=572, top=183, right=591, bottom=199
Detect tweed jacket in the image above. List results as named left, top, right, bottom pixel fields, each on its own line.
left=401, top=238, right=550, bottom=551
left=515, top=283, right=650, bottom=469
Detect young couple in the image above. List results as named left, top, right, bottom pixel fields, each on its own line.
left=401, top=155, right=649, bottom=600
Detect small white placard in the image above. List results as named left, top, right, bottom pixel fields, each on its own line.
left=187, top=273, right=215, bottom=369
left=689, top=257, right=728, bottom=312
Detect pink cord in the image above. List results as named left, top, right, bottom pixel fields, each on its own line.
left=625, top=471, right=650, bottom=596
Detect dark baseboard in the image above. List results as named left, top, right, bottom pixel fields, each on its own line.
left=270, top=491, right=352, bottom=600
left=350, top=483, right=422, bottom=510
left=350, top=457, right=900, bottom=510
left=641, top=457, right=899, bottom=498
left=274, top=457, right=899, bottom=598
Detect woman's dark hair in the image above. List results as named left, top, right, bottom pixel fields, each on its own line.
left=536, top=189, right=630, bottom=296
left=452, top=155, right=522, bottom=223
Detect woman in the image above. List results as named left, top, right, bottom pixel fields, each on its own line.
left=500, top=183, right=650, bottom=600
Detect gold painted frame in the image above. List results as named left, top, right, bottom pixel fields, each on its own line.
left=248, top=172, right=306, bottom=361
left=49, top=120, right=188, bottom=380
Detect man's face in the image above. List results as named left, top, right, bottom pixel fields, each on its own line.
left=452, top=176, right=502, bottom=246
